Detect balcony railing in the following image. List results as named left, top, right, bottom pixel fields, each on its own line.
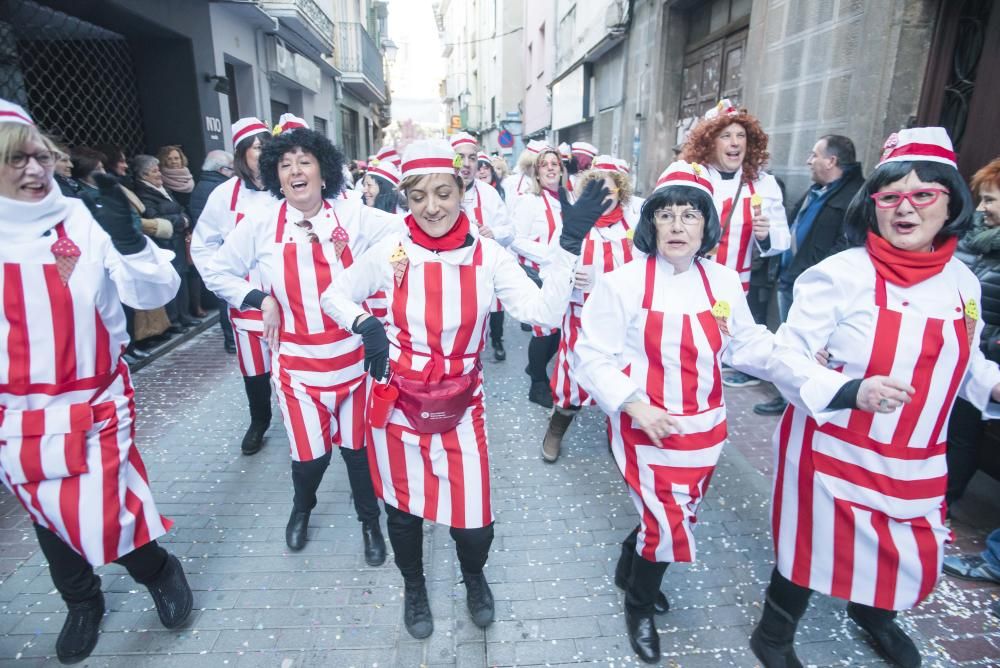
left=259, top=0, right=335, bottom=54
left=334, top=22, right=386, bottom=104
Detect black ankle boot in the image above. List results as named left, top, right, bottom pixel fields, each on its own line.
left=362, top=519, right=386, bottom=567
left=491, top=338, right=506, bottom=362
left=528, top=381, right=553, bottom=408
left=847, top=603, right=920, bottom=668
left=403, top=580, right=434, bottom=639
left=750, top=595, right=804, bottom=668
left=56, top=592, right=104, bottom=664
left=144, top=553, right=193, bottom=629
left=241, top=374, right=272, bottom=455
left=286, top=509, right=310, bottom=551
left=614, top=542, right=669, bottom=614
left=625, top=606, right=660, bottom=664
left=624, top=554, right=667, bottom=664
left=461, top=570, right=495, bottom=628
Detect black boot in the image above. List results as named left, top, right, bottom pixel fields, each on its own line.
left=461, top=569, right=495, bottom=628
left=56, top=593, right=104, bottom=664
left=847, top=603, right=921, bottom=668
left=241, top=373, right=272, bottom=455
left=403, top=579, right=434, bottom=639
left=362, top=519, right=386, bottom=567
left=750, top=595, right=805, bottom=668
left=286, top=509, right=310, bottom=551
left=614, top=528, right=669, bottom=614
left=142, top=553, right=193, bottom=629
left=624, top=554, right=668, bottom=664
left=528, top=381, right=553, bottom=408
left=492, top=337, right=506, bottom=362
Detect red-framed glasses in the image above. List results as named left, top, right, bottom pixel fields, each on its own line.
left=869, top=187, right=950, bottom=209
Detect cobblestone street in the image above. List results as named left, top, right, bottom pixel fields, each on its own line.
left=0, top=322, right=998, bottom=667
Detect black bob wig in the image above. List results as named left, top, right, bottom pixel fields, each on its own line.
left=634, top=185, right=721, bottom=257
left=259, top=129, right=346, bottom=200
left=843, top=160, right=974, bottom=247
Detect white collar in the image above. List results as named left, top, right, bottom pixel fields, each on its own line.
left=0, top=182, right=73, bottom=242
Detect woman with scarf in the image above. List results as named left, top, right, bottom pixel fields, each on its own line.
left=320, top=139, right=607, bottom=640
left=750, top=129, right=1000, bottom=668
left=541, top=155, right=641, bottom=462
left=191, top=117, right=277, bottom=455
left=0, top=99, right=191, bottom=664
left=574, top=161, right=775, bottom=663
left=203, top=117, right=401, bottom=563
left=510, top=144, right=569, bottom=407
left=156, top=145, right=195, bottom=208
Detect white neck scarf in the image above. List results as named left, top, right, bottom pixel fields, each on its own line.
left=0, top=180, right=73, bottom=243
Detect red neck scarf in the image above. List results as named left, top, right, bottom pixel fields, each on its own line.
left=543, top=187, right=560, bottom=199
left=405, top=211, right=471, bottom=252
left=865, top=230, right=957, bottom=287
left=595, top=206, right=624, bottom=228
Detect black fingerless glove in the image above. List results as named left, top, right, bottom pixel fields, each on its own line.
left=353, top=315, right=390, bottom=380
left=93, top=173, right=146, bottom=254
left=558, top=180, right=610, bottom=254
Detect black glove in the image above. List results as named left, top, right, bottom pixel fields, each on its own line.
left=353, top=315, right=390, bottom=380
left=558, top=180, right=610, bottom=254
left=92, top=173, right=146, bottom=254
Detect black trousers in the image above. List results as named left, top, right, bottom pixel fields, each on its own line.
left=385, top=505, right=493, bottom=585
left=35, top=524, right=167, bottom=603
left=766, top=566, right=897, bottom=622
left=489, top=311, right=505, bottom=344
left=218, top=300, right=235, bottom=346
left=290, top=448, right=380, bottom=522
left=945, top=397, right=984, bottom=505
left=526, top=332, right=560, bottom=383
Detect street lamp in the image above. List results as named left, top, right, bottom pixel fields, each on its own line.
left=382, top=38, right=398, bottom=64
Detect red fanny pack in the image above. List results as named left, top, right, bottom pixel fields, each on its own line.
left=392, top=362, right=481, bottom=434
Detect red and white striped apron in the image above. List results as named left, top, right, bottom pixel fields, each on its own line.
left=550, top=219, right=635, bottom=408
left=226, top=179, right=271, bottom=376
left=516, top=192, right=560, bottom=337
left=611, top=257, right=727, bottom=563
left=366, top=241, right=494, bottom=529
left=0, top=223, right=171, bottom=565
left=714, top=180, right=757, bottom=293
left=464, top=187, right=504, bottom=314
left=772, top=270, right=968, bottom=610
left=268, top=201, right=367, bottom=462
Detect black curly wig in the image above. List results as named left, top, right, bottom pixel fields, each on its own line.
left=635, top=185, right=721, bottom=257
left=259, top=129, right=346, bottom=200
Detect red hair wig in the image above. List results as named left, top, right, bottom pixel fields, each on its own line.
left=680, top=110, right=770, bottom=183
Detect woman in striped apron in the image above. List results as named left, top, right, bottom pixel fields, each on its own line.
left=510, top=144, right=567, bottom=407
left=321, top=139, right=607, bottom=640
left=203, top=118, right=404, bottom=562
left=191, top=116, right=276, bottom=455
left=574, top=161, right=776, bottom=664
left=751, top=128, right=1000, bottom=668
left=542, top=155, right=641, bottom=462
left=0, top=100, right=192, bottom=663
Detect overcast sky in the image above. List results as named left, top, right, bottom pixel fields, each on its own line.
left=387, top=0, right=445, bottom=125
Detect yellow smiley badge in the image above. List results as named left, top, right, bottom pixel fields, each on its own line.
left=712, top=300, right=732, bottom=336
left=626, top=229, right=635, bottom=241
left=452, top=154, right=464, bottom=169
left=965, top=298, right=979, bottom=321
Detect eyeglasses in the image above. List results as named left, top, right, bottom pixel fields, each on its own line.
left=8, top=151, right=55, bottom=169
left=869, top=188, right=949, bottom=209
left=294, top=219, right=319, bottom=243
left=653, top=209, right=704, bottom=226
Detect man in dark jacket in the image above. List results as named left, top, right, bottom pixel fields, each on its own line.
left=189, top=150, right=236, bottom=351
left=754, top=135, right=864, bottom=415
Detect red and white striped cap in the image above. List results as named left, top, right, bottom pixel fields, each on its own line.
left=614, top=158, right=631, bottom=174
left=0, top=99, right=33, bottom=126
left=376, top=144, right=401, bottom=167
left=590, top=154, right=623, bottom=173
left=704, top=98, right=739, bottom=120
left=653, top=160, right=714, bottom=197
left=274, top=113, right=309, bottom=135
left=558, top=142, right=572, bottom=160
left=526, top=139, right=550, bottom=154
left=477, top=151, right=491, bottom=163
left=876, top=127, right=957, bottom=169
left=400, top=139, right=458, bottom=179
left=450, top=132, right=478, bottom=149
left=571, top=141, right=598, bottom=159
left=231, top=117, right=268, bottom=148
left=368, top=160, right=401, bottom=187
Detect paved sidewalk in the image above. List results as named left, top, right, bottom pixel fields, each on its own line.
left=0, top=321, right=998, bottom=666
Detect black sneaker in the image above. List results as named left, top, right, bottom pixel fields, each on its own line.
left=722, top=370, right=761, bottom=388
left=403, top=581, right=434, bottom=639
left=753, top=396, right=788, bottom=416
left=492, top=339, right=506, bottom=362
left=56, top=593, right=104, bottom=664
left=144, top=553, right=193, bottom=629
left=847, top=603, right=920, bottom=668
left=461, top=571, right=495, bottom=628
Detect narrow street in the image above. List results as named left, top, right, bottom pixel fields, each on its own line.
left=0, top=322, right=997, bottom=667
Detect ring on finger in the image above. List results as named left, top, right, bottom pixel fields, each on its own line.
left=878, top=398, right=889, bottom=411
